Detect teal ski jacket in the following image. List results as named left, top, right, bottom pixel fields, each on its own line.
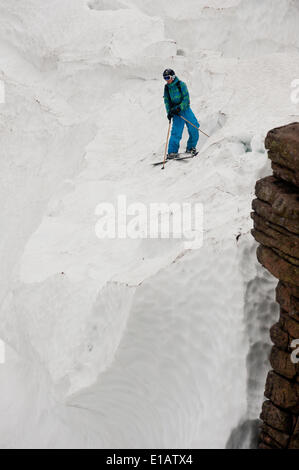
left=163, top=77, right=190, bottom=114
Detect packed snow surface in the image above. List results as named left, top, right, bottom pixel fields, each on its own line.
left=0, top=0, right=298, bottom=448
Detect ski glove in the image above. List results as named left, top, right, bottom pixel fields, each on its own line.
left=171, top=105, right=181, bottom=115
left=167, top=106, right=181, bottom=121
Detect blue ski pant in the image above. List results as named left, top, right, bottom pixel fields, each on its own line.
left=168, top=107, right=200, bottom=154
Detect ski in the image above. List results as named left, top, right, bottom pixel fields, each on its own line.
left=151, top=152, right=198, bottom=166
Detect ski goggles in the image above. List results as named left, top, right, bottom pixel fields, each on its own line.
left=164, top=75, right=175, bottom=81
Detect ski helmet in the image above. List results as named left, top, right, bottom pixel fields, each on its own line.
left=163, top=69, right=175, bottom=80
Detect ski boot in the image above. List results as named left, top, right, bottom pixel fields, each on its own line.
left=167, top=152, right=179, bottom=160
left=186, top=147, right=198, bottom=156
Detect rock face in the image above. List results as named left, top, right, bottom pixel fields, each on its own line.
left=251, top=122, right=299, bottom=449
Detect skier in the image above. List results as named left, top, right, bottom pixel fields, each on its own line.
left=163, top=69, right=200, bottom=159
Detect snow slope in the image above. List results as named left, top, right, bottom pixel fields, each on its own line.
left=0, top=0, right=298, bottom=448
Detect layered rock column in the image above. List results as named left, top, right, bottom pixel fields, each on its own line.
left=251, top=123, right=299, bottom=449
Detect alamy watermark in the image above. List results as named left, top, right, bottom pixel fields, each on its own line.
left=95, top=195, right=203, bottom=250
left=291, top=339, right=299, bottom=364
left=290, top=79, right=299, bottom=104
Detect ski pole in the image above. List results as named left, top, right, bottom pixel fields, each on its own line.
left=162, top=120, right=172, bottom=170
left=179, top=115, right=210, bottom=138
